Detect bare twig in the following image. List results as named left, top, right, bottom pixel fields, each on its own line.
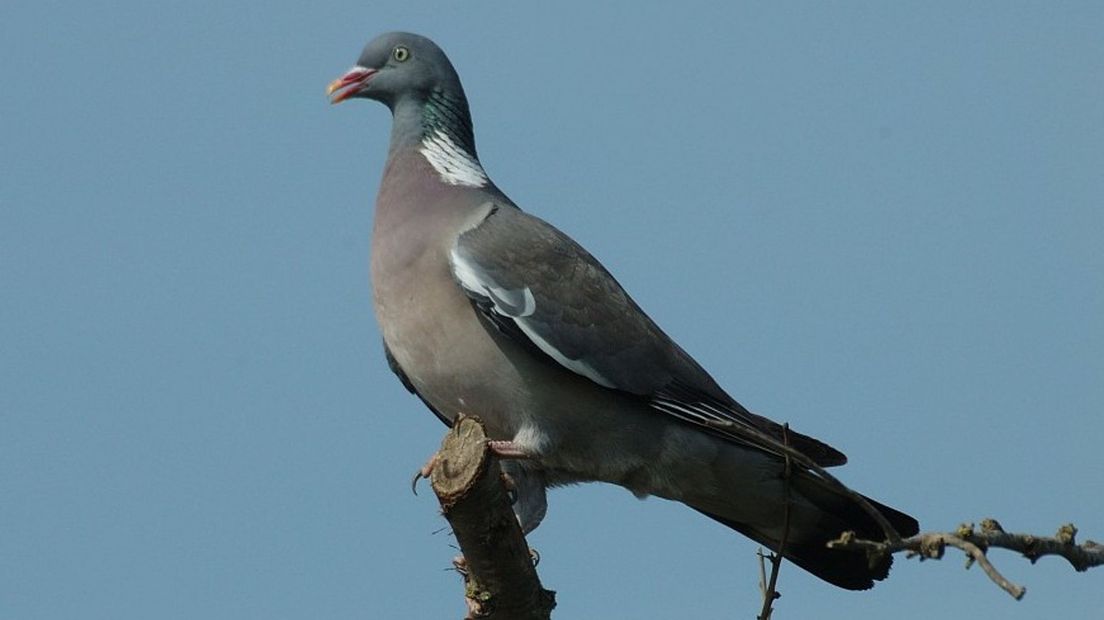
left=757, top=425, right=793, bottom=620
left=828, top=520, right=1104, bottom=600
left=429, top=415, right=556, bottom=619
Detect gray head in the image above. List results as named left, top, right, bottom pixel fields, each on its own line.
left=327, top=32, right=466, bottom=110
left=328, top=32, right=482, bottom=168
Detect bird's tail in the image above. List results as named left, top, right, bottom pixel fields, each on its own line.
left=695, top=472, right=918, bottom=590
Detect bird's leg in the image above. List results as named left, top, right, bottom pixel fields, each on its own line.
left=410, top=452, right=440, bottom=495
left=487, top=440, right=532, bottom=459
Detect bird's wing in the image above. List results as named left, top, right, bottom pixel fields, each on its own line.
left=384, top=340, right=452, bottom=427
left=450, top=202, right=846, bottom=466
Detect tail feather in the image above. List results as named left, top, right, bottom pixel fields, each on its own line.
left=697, top=475, right=919, bottom=591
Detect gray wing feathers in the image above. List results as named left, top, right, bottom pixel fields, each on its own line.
left=449, top=204, right=847, bottom=467
left=450, top=204, right=677, bottom=394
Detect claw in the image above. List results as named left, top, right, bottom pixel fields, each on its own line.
left=411, top=453, right=440, bottom=495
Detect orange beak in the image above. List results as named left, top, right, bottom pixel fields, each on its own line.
left=327, top=66, right=378, bottom=104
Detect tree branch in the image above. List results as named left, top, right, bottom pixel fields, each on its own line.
left=827, top=519, right=1104, bottom=600
left=708, top=417, right=1102, bottom=609
left=757, top=424, right=793, bottom=620
left=429, top=415, right=556, bottom=619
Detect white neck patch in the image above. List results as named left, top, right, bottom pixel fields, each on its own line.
left=419, top=129, right=488, bottom=188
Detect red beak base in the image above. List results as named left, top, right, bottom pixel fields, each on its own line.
left=327, top=67, right=378, bottom=104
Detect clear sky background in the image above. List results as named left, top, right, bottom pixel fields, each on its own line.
left=2, top=2, right=1102, bottom=619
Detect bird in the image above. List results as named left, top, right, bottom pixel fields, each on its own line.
left=328, top=31, right=919, bottom=590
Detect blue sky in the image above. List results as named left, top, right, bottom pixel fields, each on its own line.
left=2, top=2, right=1101, bottom=618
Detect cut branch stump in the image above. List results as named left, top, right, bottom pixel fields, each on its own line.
left=430, top=416, right=556, bottom=619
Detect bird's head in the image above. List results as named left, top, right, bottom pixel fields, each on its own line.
left=327, top=32, right=462, bottom=109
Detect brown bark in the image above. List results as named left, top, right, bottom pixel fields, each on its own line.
left=430, top=416, right=556, bottom=619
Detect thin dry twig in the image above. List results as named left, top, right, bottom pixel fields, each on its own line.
left=757, top=424, right=793, bottom=620
left=828, top=519, right=1104, bottom=600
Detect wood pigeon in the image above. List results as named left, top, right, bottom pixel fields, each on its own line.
left=328, top=31, right=918, bottom=590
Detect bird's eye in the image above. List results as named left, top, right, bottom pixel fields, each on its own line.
left=392, top=46, right=410, bottom=62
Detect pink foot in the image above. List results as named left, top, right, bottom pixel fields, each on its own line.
left=487, top=440, right=532, bottom=459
